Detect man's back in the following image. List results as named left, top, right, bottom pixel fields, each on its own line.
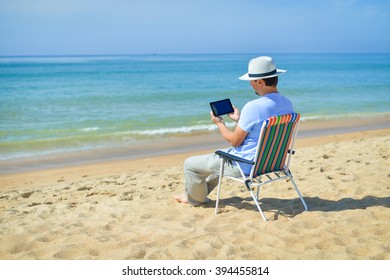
left=231, top=92, right=294, bottom=174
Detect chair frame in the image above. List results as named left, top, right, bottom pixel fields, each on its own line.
left=214, top=113, right=308, bottom=221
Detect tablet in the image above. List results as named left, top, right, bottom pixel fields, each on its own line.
left=209, top=98, right=234, bottom=117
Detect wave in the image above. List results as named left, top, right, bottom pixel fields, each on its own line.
left=130, top=122, right=237, bottom=136
left=79, top=127, right=100, bottom=132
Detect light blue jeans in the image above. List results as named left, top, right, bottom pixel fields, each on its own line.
left=184, top=148, right=242, bottom=206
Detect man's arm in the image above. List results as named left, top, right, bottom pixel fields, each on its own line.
left=210, top=111, right=248, bottom=147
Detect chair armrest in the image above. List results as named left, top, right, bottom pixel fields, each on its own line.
left=215, top=150, right=255, bottom=165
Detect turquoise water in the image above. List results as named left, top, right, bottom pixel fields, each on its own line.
left=1, top=53, right=390, bottom=161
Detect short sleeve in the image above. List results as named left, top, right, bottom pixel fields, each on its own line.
left=238, top=102, right=259, bottom=132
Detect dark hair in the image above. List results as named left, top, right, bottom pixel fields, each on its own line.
left=263, top=76, right=278, bottom=87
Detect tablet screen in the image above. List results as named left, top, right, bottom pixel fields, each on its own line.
left=209, top=98, right=234, bottom=116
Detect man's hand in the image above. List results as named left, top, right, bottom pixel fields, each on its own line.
left=228, top=106, right=240, bottom=122
left=210, top=108, right=248, bottom=147
left=210, top=111, right=225, bottom=125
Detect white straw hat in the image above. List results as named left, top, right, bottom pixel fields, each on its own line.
left=239, top=56, right=286, bottom=80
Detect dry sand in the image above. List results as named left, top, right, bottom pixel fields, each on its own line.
left=0, top=127, right=389, bottom=260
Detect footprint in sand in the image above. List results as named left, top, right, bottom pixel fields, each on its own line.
left=77, top=186, right=92, bottom=191
left=181, top=222, right=192, bottom=228
left=141, top=213, right=152, bottom=219
left=28, top=202, right=42, bottom=207
left=119, top=194, right=134, bottom=201
left=20, top=191, right=34, bottom=198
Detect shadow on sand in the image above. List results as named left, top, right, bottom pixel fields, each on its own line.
left=205, top=195, right=390, bottom=220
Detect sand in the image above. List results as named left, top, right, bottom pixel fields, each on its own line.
left=0, top=125, right=389, bottom=260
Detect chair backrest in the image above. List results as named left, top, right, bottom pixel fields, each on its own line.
left=251, top=113, right=300, bottom=178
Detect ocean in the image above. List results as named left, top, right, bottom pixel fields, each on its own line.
left=1, top=53, right=390, bottom=164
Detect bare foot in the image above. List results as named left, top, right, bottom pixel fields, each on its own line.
left=174, top=192, right=189, bottom=204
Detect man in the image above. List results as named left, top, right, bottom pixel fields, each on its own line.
left=174, top=56, right=294, bottom=205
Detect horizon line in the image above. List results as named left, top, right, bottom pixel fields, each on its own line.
left=1, top=51, right=390, bottom=58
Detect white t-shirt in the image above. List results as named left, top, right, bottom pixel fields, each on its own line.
left=229, top=92, right=294, bottom=175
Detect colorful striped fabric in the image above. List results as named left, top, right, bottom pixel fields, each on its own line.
left=253, top=113, right=300, bottom=177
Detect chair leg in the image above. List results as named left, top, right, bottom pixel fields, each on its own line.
left=215, top=158, right=225, bottom=215
left=256, top=185, right=260, bottom=200
left=245, top=180, right=267, bottom=221
left=249, top=189, right=268, bottom=221
left=290, top=177, right=308, bottom=211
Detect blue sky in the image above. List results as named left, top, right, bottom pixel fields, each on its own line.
left=0, top=0, right=389, bottom=55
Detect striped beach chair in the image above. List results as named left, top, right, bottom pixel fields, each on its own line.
left=214, top=113, right=308, bottom=221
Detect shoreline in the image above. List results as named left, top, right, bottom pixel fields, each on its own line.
left=0, top=115, right=389, bottom=177
left=0, top=116, right=389, bottom=191
left=0, top=115, right=390, bottom=176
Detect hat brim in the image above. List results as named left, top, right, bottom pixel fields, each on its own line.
left=239, top=69, right=287, bottom=81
